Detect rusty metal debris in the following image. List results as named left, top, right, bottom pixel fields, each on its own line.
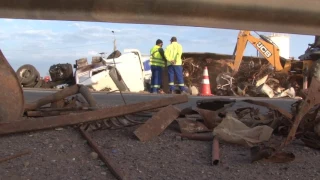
left=85, top=115, right=148, bottom=131
left=0, top=95, right=188, bottom=135
left=282, top=76, right=320, bottom=148
left=79, top=127, right=127, bottom=180
left=243, top=100, right=292, bottom=119
left=176, top=118, right=210, bottom=134
left=24, top=84, right=80, bottom=111
left=0, top=150, right=31, bottom=164
left=250, top=145, right=295, bottom=163
left=212, top=137, right=220, bottom=166
left=194, top=105, right=233, bottom=130
left=196, top=98, right=236, bottom=111
left=0, top=50, right=24, bottom=122
left=178, top=132, right=213, bottom=141
left=134, top=105, right=181, bottom=142
left=301, top=132, right=320, bottom=150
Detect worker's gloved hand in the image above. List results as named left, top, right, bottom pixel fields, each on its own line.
left=170, top=60, right=176, bottom=65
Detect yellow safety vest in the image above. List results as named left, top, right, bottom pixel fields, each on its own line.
left=150, top=45, right=165, bottom=67
left=164, top=42, right=183, bottom=65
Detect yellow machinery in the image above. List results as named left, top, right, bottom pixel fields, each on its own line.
left=229, top=31, right=314, bottom=76
left=222, top=30, right=317, bottom=92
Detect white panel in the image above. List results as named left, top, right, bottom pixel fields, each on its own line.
left=259, top=33, right=290, bottom=59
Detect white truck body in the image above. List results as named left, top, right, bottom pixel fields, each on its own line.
left=75, top=49, right=152, bottom=92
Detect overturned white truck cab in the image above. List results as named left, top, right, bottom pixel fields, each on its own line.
left=74, top=49, right=151, bottom=92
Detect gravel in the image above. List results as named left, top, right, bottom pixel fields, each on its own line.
left=1, top=122, right=319, bottom=180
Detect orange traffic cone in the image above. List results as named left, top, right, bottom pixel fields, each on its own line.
left=199, top=66, right=213, bottom=96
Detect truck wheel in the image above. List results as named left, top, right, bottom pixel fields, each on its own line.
left=34, top=80, right=43, bottom=88
left=23, top=81, right=37, bottom=88
left=16, top=64, right=38, bottom=85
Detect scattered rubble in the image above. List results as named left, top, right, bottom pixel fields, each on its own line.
left=2, top=70, right=320, bottom=179
left=182, top=52, right=308, bottom=98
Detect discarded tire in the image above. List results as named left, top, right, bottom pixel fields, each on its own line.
left=23, top=81, right=37, bottom=88
left=34, top=80, right=43, bottom=88
left=16, top=64, right=38, bottom=85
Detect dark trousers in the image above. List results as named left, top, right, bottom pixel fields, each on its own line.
left=168, top=65, right=185, bottom=92
left=150, top=65, right=163, bottom=93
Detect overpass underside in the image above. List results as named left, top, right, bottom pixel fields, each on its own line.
left=0, top=0, right=319, bottom=35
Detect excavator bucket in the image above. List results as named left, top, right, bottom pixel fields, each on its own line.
left=0, top=50, right=24, bottom=122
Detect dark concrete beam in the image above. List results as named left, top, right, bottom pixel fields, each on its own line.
left=0, top=0, right=319, bottom=35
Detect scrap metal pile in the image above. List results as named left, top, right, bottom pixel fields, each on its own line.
left=2, top=50, right=320, bottom=179
left=182, top=52, right=304, bottom=98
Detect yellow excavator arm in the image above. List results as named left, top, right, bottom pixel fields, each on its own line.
left=231, top=30, right=285, bottom=73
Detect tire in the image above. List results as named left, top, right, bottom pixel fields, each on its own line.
left=16, top=64, right=38, bottom=85
left=23, top=81, right=37, bottom=88
left=34, top=80, right=43, bottom=88
left=33, top=70, right=43, bottom=88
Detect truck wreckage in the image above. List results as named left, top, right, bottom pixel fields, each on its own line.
left=16, top=49, right=152, bottom=92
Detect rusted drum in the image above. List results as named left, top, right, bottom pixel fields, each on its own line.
left=0, top=50, right=24, bottom=122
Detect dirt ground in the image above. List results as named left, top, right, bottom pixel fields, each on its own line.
left=1, top=121, right=320, bottom=180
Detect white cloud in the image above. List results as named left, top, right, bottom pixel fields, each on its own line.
left=2, top=19, right=13, bottom=22
left=15, top=29, right=57, bottom=40
left=88, top=50, right=99, bottom=56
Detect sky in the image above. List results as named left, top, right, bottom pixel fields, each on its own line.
left=0, top=18, right=315, bottom=76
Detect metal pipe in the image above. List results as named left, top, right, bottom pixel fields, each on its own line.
left=78, top=85, right=98, bottom=107
left=0, top=0, right=319, bottom=35
left=79, top=128, right=127, bottom=180
left=26, top=110, right=87, bottom=117
left=0, top=95, right=188, bottom=135
left=24, top=85, right=80, bottom=111
left=212, top=137, right=220, bottom=166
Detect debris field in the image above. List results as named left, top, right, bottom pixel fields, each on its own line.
left=1, top=77, right=320, bottom=179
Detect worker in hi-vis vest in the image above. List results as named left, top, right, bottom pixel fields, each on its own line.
left=149, top=39, right=166, bottom=93
left=164, top=37, right=187, bottom=94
